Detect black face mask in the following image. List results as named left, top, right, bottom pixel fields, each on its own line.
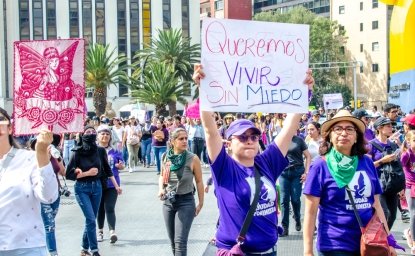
left=82, top=134, right=97, bottom=144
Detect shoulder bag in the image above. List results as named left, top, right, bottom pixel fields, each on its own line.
left=202, top=165, right=262, bottom=256
left=346, top=186, right=390, bottom=256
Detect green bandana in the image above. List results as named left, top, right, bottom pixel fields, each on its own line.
left=166, top=149, right=187, bottom=171
left=326, top=148, right=358, bottom=188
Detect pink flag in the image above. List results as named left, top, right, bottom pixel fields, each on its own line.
left=185, top=99, right=200, bottom=119
left=13, top=39, right=85, bottom=135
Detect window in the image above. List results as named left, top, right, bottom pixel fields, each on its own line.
left=181, top=0, right=189, bottom=38
left=372, top=0, right=378, bottom=8
left=19, top=0, right=30, bottom=40
left=130, top=0, right=140, bottom=58
left=360, top=44, right=363, bottom=52
left=83, top=0, right=93, bottom=45
left=360, top=23, right=363, bottom=32
left=372, top=42, right=379, bottom=51
left=339, top=25, right=345, bottom=32
left=372, top=20, right=378, bottom=30
left=360, top=2, right=363, bottom=10
left=95, top=0, right=105, bottom=44
left=117, top=0, right=128, bottom=97
left=69, top=0, right=79, bottom=38
left=360, top=65, right=364, bottom=73
left=340, top=46, right=345, bottom=55
left=142, top=0, right=151, bottom=47
left=372, top=63, right=379, bottom=72
left=46, top=0, right=56, bottom=39
left=3, top=0, right=9, bottom=97
left=215, top=0, right=224, bottom=11
left=85, top=87, right=94, bottom=98
left=162, top=0, right=171, bottom=29
left=32, top=0, right=43, bottom=40
left=339, top=5, right=345, bottom=14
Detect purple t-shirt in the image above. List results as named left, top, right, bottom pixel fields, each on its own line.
left=401, top=149, right=415, bottom=188
left=364, top=128, right=375, bottom=141
left=303, top=156, right=382, bottom=252
left=106, top=148, right=123, bottom=188
left=368, top=138, right=397, bottom=174
left=210, top=143, right=288, bottom=252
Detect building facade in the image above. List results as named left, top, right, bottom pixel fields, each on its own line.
left=0, top=0, right=200, bottom=115
left=200, top=0, right=252, bottom=20
left=331, top=0, right=391, bottom=107
left=253, top=0, right=330, bottom=17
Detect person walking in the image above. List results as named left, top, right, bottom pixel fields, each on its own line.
left=66, top=126, right=121, bottom=256
left=152, top=120, right=169, bottom=175
left=303, top=110, right=398, bottom=256
left=158, top=128, right=204, bottom=256
left=0, top=107, right=58, bottom=256
left=96, top=126, right=123, bottom=244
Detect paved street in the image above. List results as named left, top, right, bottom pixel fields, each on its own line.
left=56, top=165, right=413, bottom=256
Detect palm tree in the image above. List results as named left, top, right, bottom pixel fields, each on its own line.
left=85, top=44, right=128, bottom=116
left=131, top=29, right=200, bottom=114
left=130, top=62, right=187, bottom=116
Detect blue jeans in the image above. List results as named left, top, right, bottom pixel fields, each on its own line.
left=63, top=139, right=75, bottom=165
left=153, top=146, right=167, bottom=174
left=162, top=193, right=196, bottom=256
left=280, top=166, right=304, bottom=228
left=40, top=197, right=61, bottom=254
left=141, top=138, right=152, bottom=165
left=74, top=180, right=102, bottom=253
left=0, top=247, right=48, bottom=256
left=122, top=145, right=129, bottom=167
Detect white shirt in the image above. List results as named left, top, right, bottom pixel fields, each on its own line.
left=0, top=148, right=58, bottom=251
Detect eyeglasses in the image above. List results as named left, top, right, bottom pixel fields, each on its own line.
left=232, top=134, right=260, bottom=143
left=84, top=130, right=97, bottom=135
left=331, top=126, right=356, bottom=135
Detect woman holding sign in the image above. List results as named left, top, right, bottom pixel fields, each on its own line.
left=193, top=64, right=314, bottom=255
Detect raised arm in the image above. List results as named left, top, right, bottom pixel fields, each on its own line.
left=193, top=64, right=223, bottom=162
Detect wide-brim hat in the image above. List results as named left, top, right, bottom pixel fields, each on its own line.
left=321, top=109, right=366, bottom=136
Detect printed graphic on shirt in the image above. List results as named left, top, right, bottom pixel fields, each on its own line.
left=246, top=176, right=277, bottom=216
left=345, top=170, right=372, bottom=210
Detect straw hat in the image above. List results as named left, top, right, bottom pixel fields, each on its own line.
left=321, top=109, right=366, bottom=136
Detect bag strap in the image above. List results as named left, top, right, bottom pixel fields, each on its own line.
left=370, top=140, right=386, bottom=153
left=237, top=164, right=262, bottom=244
left=345, top=186, right=364, bottom=229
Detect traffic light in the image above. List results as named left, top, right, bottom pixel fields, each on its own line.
left=357, top=100, right=361, bottom=108
left=349, top=100, right=354, bottom=107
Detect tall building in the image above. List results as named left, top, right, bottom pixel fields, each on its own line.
left=0, top=0, right=200, bottom=115
left=331, top=0, right=391, bottom=107
left=253, top=0, right=330, bottom=17
left=200, top=0, right=252, bottom=20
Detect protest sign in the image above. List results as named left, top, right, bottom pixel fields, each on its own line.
left=200, top=18, right=309, bottom=113
left=322, top=93, right=344, bottom=110
left=14, top=39, right=85, bottom=135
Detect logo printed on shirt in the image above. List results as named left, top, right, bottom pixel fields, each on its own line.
left=345, top=170, right=372, bottom=210
left=246, top=176, right=277, bottom=216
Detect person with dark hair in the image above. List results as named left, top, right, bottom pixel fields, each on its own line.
left=353, top=108, right=375, bottom=141
left=303, top=110, right=397, bottom=256
left=0, top=107, right=59, bottom=256
left=65, top=126, right=118, bottom=256
left=305, top=121, right=322, bottom=163
left=158, top=128, right=204, bottom=256
left=402, top=114, right=415, bottom=131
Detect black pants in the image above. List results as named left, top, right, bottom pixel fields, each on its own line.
left=380, top=192, right=399, bottom=229
left=191, top=138, right=204, bottom=160
left=97, top=188, right=118, bottom=230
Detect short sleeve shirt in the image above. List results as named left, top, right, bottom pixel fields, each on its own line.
left=303, top=156, right=382, bottom=252
left=210, top=143, right=288, bottom=252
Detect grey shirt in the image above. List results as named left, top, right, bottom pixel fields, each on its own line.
left=166, top=151, right=196, bottom=195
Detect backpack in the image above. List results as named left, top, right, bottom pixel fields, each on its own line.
left=370, top=140, right=405, bottom=195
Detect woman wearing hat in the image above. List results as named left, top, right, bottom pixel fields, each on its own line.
left=0, top=107, right=58, bottom=256
left=368, top=117, right=404, bottom=230
left=193, top=64, right=314, bottom=255
left=96, top=126, right=123, bottom=244
left=303, top=110, right=397, bottom=256
left=66, top=126, right=119, bottom=256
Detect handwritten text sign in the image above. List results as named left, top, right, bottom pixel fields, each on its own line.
left=323, top=93, right=344, bottom=110
left=14, top=39, right=85, bottom=135
left=200, top=18, right=309, bottom=113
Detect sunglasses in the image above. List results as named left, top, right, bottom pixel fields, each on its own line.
left=232, top=134, right=260, bottom=143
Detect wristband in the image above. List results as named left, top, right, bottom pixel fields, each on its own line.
left=387, top=234, right=405, bottom=251
left=308, top=89, right=313, bottom=103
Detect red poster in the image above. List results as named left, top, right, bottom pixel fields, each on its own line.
left=13, top=39, right=85, bottom=135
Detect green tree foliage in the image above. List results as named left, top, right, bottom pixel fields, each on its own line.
left=254, top=7, right=352, bottom=107
left=131, top=29, right=200, bottom=115
left=85, top=44, right=128, bottom=116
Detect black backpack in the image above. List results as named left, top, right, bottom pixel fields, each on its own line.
left=370, top=140, right=405, bottom=195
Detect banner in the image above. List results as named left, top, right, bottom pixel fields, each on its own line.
left=14, top=39, right=85, bottom=135
left=200, top=18, right=309, bottom=113
left=322, top=93, right=344, bottom=110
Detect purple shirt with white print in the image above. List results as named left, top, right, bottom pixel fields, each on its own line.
left=303, top=155, right=382, bottom=253
left=209, top=142, right=288, bottom=252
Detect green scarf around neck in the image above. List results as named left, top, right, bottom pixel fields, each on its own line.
left=166, top=149, right=187, bottom=171
left=326, top=148, right=358, bottom=188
